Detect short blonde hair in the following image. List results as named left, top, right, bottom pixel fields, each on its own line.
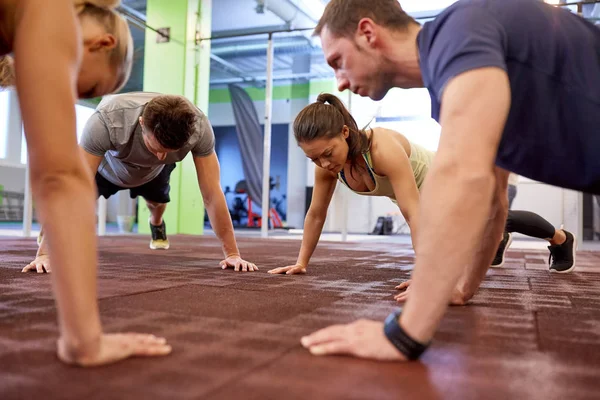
left=0, top=56, right=15, bottom=88
left=0, top=0, right=133, bottom=92
left=76, top=0, right=134, bottom=93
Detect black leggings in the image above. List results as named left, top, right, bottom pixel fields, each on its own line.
left=505, top=210, right=556, bottom=240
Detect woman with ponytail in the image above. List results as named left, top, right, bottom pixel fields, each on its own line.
left=269, top=93, right=575, bottom=283
left=0, top=0, right=170, bottom=366
left=269, top=92, right=432, bottom=275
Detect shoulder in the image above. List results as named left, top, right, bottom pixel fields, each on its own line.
left=369, top=128, right=411, bottom=175
left=419, top=1, right=504, bottom=52
left=370, top=128, right=408, bottom=157
left=97, top=91, right=161, bottom=111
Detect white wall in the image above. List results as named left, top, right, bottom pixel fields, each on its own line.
left=0, top=164, right=25, bottom=192
left=511, top=177, right=582, bottom=240
left=286, top=98, right=309, bottom=228
left=209, top=99, right=295, bottom=127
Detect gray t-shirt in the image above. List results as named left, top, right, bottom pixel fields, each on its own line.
left=80, top=92, right=215, bottom=188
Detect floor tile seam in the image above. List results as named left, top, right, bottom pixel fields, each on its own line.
left=197, top=346, right=299, bottom=399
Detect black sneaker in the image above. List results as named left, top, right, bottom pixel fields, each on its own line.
left=492, top=232, right=513, bottom=267
left=149, top=220, right=170, bottom=250
left=548, top=230, right=576, bottom=273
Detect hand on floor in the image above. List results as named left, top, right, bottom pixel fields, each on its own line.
left=220, top=256, right=259, bottom=272
left=394, top=279, right=412, bottom=303
left=57, top=333, right=172, bottom=367
left=394, top=279, right=411, bottom=291
left=394, top=281, right=468, bottom=306
left=301, top=319, right=407, bottom=361
left=22, top=255, right=51, bottom=273
left=268, top=264, right=307, bottom=275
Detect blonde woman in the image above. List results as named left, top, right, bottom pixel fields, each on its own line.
left=0, top=0, right=171, bottom=366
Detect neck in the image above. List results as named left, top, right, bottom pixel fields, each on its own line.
left=381, top=24, right=424, bottom=89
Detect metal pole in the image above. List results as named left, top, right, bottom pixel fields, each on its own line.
left=22, top=156, right=32, bottom=237
left=340, top=92, right=351, bottom=242
left=98, top=197, right=107, bottom=236
left=261, top=33, right=274, bottom=238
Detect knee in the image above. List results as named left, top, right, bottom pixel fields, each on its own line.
left=146, top=201, right=166, bottom=211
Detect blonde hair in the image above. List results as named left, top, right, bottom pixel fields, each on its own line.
left=0, top=0, right=133, bottom=93
left=0, top=56, right=15, bottom=88
left=76, top=0, right=134, bottom=93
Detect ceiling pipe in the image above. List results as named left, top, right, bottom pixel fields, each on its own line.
left=210, top=71, right=332, bottom=86
left=211, top=36, right=318, bottom=58
left=256, top=0, right=318, bottom=41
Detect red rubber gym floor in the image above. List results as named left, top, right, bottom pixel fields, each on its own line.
left=1, top=235, right=600, bottom=400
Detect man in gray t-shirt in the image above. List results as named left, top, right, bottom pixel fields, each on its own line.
left=26, top=92, right=258, bottom=273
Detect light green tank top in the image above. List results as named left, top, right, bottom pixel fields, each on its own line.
left=337, top=141, right=435, bottom=201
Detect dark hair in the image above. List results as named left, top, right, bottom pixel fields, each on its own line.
left=142, top=95, right=198, bottom=150
left=294, top=93, right=371, bottom=175
left=314, top=0, right=417, bottom=38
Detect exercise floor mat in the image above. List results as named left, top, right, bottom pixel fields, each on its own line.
left=1, top=235, right=600, bottom=400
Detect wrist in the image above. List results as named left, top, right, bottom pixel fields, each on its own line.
left=383, top=309, right=430, bottom=360
left=58, top=332, right=102, bottom=365
left=222, top=242, right=240, bottom=259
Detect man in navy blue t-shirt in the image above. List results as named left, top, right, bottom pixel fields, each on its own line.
left=299, top=0, right=600, bottom=362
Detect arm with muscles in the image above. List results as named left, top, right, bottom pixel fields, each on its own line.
left=451, top=167, right=509, bottom=302
left=15, top=0, right=170, bottom=365
left=300, top=68, right=511, bottom=360
left=268, top=167, right=338, bottom=275
left=395, top=167, right=509, bottom=304
left=23, top=149, right=103, bottom=273
left=193, top=152, right=258, bottom=272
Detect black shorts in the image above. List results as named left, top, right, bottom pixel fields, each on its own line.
left=95, top=164, right=177, bottom=204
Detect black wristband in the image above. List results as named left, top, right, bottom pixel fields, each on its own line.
left=383, top=308, right=430, bottom=360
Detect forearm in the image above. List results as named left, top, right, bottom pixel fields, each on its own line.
left=296, top=212, right=327, bottom=267
left=205, top=193, right=240, bottom=257
left=399, top=166, right=495, bottom=344
left=406, top=215, right=419, bottom=253
left=34, top=173, right=102, bottom=354
left=454, top=199, right=507, bottom=298
left=15, top=0, right=102, bottom=356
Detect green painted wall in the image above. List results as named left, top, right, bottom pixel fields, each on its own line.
left=178, top=0, right=212, bottom=235
left=208, top=79, right=336, bottom=104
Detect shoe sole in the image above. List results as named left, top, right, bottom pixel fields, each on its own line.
left=550, top=233, right=577, bottom=274
left=492, top=233, right=513, bottom=268
left=150, top=242, right=170, bottom=250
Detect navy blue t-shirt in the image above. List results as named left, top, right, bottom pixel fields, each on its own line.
left=417, top=0, right=600, bottom=194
